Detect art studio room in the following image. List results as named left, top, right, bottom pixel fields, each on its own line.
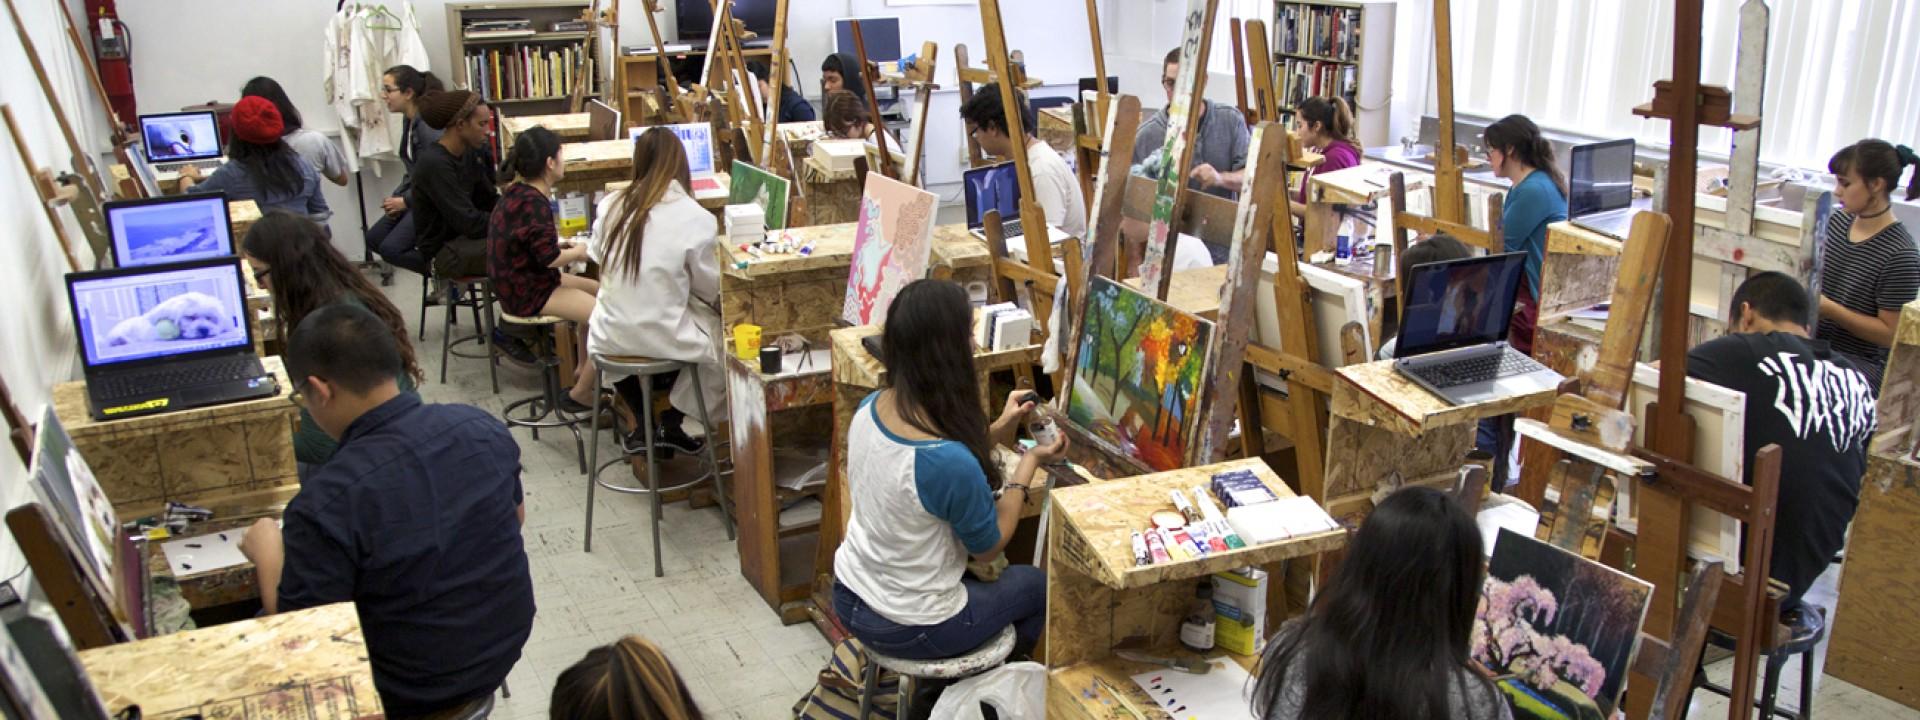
left=3, top=0, right=1920, bottom=717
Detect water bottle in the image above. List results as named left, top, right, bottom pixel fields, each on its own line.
left=1334, top=217, right=1355, bottom=266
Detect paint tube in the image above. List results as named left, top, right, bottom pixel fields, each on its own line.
left=1131, top=531, right=1151, bottom=567
left=1213, top=519, right=1246, bottom=550
left=1170, top=489, right=1200, bottom=525
left=1170, top=526, right=1206, bottom=557
left=1158, top=528, right=1191, bottom=561
left=1144, top=528, right=1172, bottom=564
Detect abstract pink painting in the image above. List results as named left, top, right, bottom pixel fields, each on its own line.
left=842, top=173, right=937, bottom=327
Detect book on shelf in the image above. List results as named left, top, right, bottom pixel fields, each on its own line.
left=549, top=20, right=588, bottom=32
left=464, top=18, right=534, bottom=39
left=466, top=44, right=597, bottom=102
left=1276, top=57, right=1357, bottom=112
left=1275, top=3, right=1363, bottom=62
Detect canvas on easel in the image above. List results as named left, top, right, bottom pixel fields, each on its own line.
left=27, top=409, right=116, bottom=594
left=1067, top=276, right=1215, bottom=471
left=841, top=173, right=937, bottom=327
left=727, top=160, right=790, bottom=230
left=1474, top=528, right=1652, bottom=720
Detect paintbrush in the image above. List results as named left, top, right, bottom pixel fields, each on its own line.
left=1091, top=676, right=1150, bottom=720
left=1112, top=645, right=1212, bottom=674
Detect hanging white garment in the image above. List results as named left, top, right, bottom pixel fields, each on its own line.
left=323, top=2, right=430, bottom=173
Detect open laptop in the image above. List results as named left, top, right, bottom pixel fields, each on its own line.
left=587, top=99, right=622, bottom=142
left=104, top=193, right=234, bottom=268
left=1392, top=252, right=1563, bottom=406
left=636, top=122, right=728, bottom=200
left=137, top=111, right=225, bottom=173
left=962, top=162, right=1071, bottom=251
left=1569, top=138, right=1638, bottom=239
left=65, top=257, right=275, bottom=421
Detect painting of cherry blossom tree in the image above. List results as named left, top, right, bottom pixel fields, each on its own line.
left=1474, top=529, right=1652, bottom=720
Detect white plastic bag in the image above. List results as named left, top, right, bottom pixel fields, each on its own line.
left=927, top=661, right=1047, bottom=719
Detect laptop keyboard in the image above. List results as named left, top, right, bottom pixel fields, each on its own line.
left=96, top=356, right=260, bottom=400
left=1420, top=350, right=1547, bottom=389
left=1001, top=218, right=1025, bottom=240
left=165, top=160, right=224, bottom=175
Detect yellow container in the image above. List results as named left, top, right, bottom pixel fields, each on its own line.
left=733, top=324, right=763, bottom=360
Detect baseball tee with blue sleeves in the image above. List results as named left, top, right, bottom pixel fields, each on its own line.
left=833, top=392, right=1001, bottom=626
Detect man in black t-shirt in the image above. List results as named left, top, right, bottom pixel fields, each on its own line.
left=1687, top=272, right=1876, bottom=622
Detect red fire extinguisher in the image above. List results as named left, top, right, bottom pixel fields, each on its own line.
left=87, top=0, right=136, bottom=126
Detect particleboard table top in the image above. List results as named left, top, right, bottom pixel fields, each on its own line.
left=502, top=111, right=591, bottom=144
left=828, top=322, right=1040, bottom=390
left=79, top=602, right=382, bottom=719
left=560, top=138, right=639, bottom=172
left=719, top=222, right=991, bottom=280
left=1050, top=458, right=1345, bottom=590
left=52, top=356, right=296, bottom=440
left=1331, top=358, right=1557, bottom=437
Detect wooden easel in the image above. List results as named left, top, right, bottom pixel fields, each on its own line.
left=871, top=43, right=939, bottom=188
left=566, top=0, right=604, bottom=112
left=754, top=0, right=791, bottom=164
left=1069, top=0, right=1112, bottom=209
left=846, top=20, right=897, bottom=182
left=951, top=44, right=1042, bottom=169
left=2, top=105, right=85, bottom=271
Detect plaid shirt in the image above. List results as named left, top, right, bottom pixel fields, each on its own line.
left=486, top=182, right=562, bottom=317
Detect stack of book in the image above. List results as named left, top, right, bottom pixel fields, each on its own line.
left=1276, top=57, right=1357, bottom=112
left=464, top=18, right=534, bottom=39
left=1275, top=4, right=1363, bottom=61
left=465, top=46, right=596, bottom=102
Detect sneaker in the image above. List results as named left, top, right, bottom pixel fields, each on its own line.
left=490, top=328, right=537, bottom=365
left=656, top=420, right=705, bottom=455
left=425, top=278, right=451, bottom=307
left=621, top=428, right=673, bottom=459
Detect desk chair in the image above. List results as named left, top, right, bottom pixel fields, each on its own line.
left=499, top=313, right=587, bottom=473
left=582, top=354, right=735, bottom=577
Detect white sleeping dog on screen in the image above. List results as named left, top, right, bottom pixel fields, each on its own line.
left=105, top=292, right=229, bottom=346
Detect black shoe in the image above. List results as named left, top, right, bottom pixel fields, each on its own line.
left=556, top=394, right=594, bottom=416
left=491, top=329, right=537, bottom=365
left=656, top=421, right=704, bottom=455
left=621, top=428, right=674, bottom=459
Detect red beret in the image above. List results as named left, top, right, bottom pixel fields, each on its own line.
left=231, top=96, right=285, bottom=145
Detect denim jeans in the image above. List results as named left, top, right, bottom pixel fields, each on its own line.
left=369, top=210, right=428, bottom=276
left=833, top=565, right=1045, bottom=661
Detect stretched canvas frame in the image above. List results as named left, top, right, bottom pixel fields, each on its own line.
left=841, top=173, right=937, bottom=327
left=1066, top=276, right=1216, bottom=471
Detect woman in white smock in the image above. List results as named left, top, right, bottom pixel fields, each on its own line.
left=588, top=126, right=727, bottom=455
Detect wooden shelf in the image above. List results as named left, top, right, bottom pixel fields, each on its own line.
left=486, top=92, right=601, bottom=105
left=1278, top=51, right=1359, bottom=64
left=461, top=30, right=588, bottom=45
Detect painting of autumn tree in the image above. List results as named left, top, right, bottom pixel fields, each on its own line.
left=1067, top=277, right=1215, bottom=470
left=1473, top=529, right=1653, bottom=720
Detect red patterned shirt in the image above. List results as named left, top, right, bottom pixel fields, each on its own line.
left=487, top=182, right=562, bottom=318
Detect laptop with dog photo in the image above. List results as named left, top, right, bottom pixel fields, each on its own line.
left=137, top=111, right=226, bottom=174
left=104, top=193, right=235, bottom=268
left=635, top=122, right=728, bottom=200
left=65, top=257, right=275, bottom=421
left=962, top=162, right=1070, bottom=257
left=1568, top=138, right=1639, bottom=239
left=1393, top=252, right=1563, bottom=406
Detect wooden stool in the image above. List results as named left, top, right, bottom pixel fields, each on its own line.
left=438, top=275, right=499, bottom=394
left=499, top=313, right=586, bottom=474
left=1686, top=606, right=1827, bottom=720
left=582, top=354, right=735, bottom=577
left=858, top=625, right=1016, bottom=720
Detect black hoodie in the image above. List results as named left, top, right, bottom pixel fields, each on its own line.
left=822, top=52, right=868, bottom=101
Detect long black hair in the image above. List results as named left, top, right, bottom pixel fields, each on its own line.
left=228, top=136, right=307, bottom=199
left=383, top=64, right=444, bottom=99
left=1252, top=486, right=1496, bottom=720
left=1830, top=139, right=1920, bottom=204
left=240, top=76, right=303, bottom=132
left=242, top=211, right=423, bottom=384
left=879, top=280, right=1003, bottom=487
left=1484, top=114, right=1567, bottom=199
left=498, top=126, right=562, bottom=184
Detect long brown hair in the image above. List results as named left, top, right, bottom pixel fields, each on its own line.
left=880, top=280, right=1003, bottom=487
left=242, top=210, right=424, bottom=384
left=1484, top=114, right=1567, bottom=199
left=550, top=635, right=702, bottom=720
left=1830, top=139, right=1920, bottom=203
left=1298, top=96, right=1358, bottom=150
left=602, top=127, right=695, bottom=281
left=821, top=90, right=870, bottom=139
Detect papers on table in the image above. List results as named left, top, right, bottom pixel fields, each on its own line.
left=1475, top=495, right=1541, bottom=558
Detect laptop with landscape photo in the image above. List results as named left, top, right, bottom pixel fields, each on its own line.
left=587, top=99, right=622, bottom=142
left=962, top=162, right=1070, bottom=253
left=104, top=193, right=235, bottom=268
left=636, top=122, right=727, bottom=199
left=65, top=257, right=275, bottom=421
left=1392, top=252, right=1563, bottom=406
left=137, top=111, right=225, bottom=173
left=1569, top=138, right=1638, bottom=239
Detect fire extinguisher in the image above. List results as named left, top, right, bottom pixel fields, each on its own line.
left=87, top=0, right=136, bottom=127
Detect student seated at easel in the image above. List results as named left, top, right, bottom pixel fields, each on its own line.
left=241, top=211, right=421, bottom=471
left=1253, top=487, right=1511, bottom=720
left=1481, top=115, right=1568, bottom=356
left=1375, top=233, right=1473, bottom=360
left=1813, top=139, right=1920, bottom=390
left=1687, top=272, right=1875, bottom=640
left=240, top=77, right=351, bottom=187
left=959, top=83, right=1088, bottom=239
left=1132, top=47, right=1250, bottom=262
left=488, top=127, right=601, bottom=415
left=177, top=96, right=331, bottom=222
left=749, top=60, right=816, bottom=123
left=411, top=89, right=534, bottom=362
left=1287, top=97, right=1363, bottom=219
left=832, top=280, right=1068, bottom=666
left=821, top=52, right=867, bottom=102
left=239, top=304, right=534, bottom=717
left=822, top=89, right=900, bottom=148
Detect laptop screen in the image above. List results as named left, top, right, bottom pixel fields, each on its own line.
left=1395, top=252, right=1528, bottom=359
left=962, top=163, right=1021, bottom=230
left=139, top=112, right=223, bottom=163
left=69, top=260, right=252, bottom=368
left=635, top=123, right=716, bottom=176
left=1569, top=139, right=1635, bottom=217
left=106, top=194, right=234, bottom=267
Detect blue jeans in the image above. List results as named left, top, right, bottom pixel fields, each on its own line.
left=833, top=565, right=1045, bottom=661
left=369, top=209, right=428, bottom=276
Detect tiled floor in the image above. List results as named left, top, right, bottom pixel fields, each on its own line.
left=379, top=269, right=1918, bottom=719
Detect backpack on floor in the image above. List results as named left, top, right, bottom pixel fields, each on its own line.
left=794, top=637, right=899, bottom=720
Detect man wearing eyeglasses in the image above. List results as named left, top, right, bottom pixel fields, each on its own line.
left=1131, top=47, right=1252, bottom=263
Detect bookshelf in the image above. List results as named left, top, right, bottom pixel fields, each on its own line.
left=447, top=1, right=603, bottom=117
left=1271, top=0, right=1394, bottom=147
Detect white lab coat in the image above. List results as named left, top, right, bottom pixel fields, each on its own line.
left=587, top=182, right=728, bottom=422
left=324, top=2, right=430, bottom=170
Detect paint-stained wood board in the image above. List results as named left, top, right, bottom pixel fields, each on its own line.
left=1047, top=653, right=1260, bottom=720
left=1331, top=359, right=1556, bottom=437
left=1826, top=451, right=1920, bottom=711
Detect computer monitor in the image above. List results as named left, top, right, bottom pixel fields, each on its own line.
left=676, top=0, right=778, bottom=42
left=962, top=163, right=1021, bottom=229
left=1569, top=139, right=1636, bottom=217
left=67, top=258, right=253, bottom=368
left=632, top=123, right=717, bottom=176
left=104, top=194, right=235, bottom=267
left=834, top=17, right=902, bottom=63
left=138, top=111, right=223, bottom=164
left=1395, top=252, right=1528, bottom=359
left=1078, top=77, right=1120, bottom=96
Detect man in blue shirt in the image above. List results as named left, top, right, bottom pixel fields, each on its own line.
left=241, top=303, right=534, bottom=718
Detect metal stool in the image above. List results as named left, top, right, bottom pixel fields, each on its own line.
left=583, top=354, right=735, bottom=576
left=857, top=626, right=1016, bottom=720
left=499, top=313, right=586, bottom=474
left=1684, top=606, right=1826, bottom=719
left=438, top=275, right=499, bottom=394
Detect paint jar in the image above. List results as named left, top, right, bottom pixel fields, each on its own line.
left=1179, top=582, right=1216, bottom=652
left=760, top=346, right=783, bottom=374
left=733, top=324, right=762, bottom=360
